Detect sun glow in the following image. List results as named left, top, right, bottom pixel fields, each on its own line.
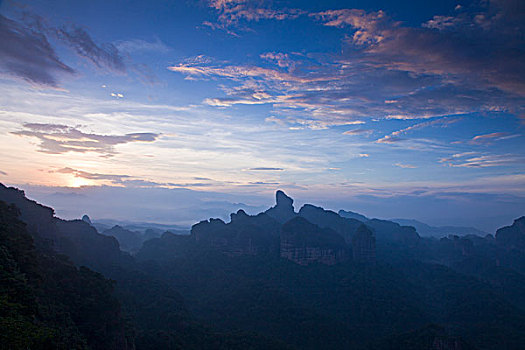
left=68, top=176, right=93, bottom=188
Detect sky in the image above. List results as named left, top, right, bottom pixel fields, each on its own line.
left=0, top=0, right=524, bottom=232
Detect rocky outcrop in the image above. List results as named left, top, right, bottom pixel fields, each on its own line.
left=366, top=218, right=420, bottom=245
left=496, top=216, right=525, bottom=250
left=338, top=209, right=369, bottom=222
left=299, top=204, right=362, bottom=244
left=102, top=225, right=143, bottom=253
left=0, top=184, right=132, bottom=272
left=280, top=217, right=348, bottom=265
left=352, top=224, right=376, bottom=263
left=265, top=190, right=297, bottom=223
left=192, top=210, right=280, bottom=256
left=81, top=214, right=92, bottom=225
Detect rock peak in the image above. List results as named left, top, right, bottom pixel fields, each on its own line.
left=276, top=190, right=293, bottom=208
left=81, top=214, right=92, bottom=225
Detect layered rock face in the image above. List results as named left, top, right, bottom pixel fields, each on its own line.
left=0, top=184, right=132, bottom=271
left=280, top=217, right=348, bottom=265
left=192, top=210, right=280, bottom=256
left=366, top=218, right=420, bottom=245
left=496, top=216, right=525, bottom=250
left=352, top=224, right=376, bottom=263
left=299, top=204, right=362, bottom=244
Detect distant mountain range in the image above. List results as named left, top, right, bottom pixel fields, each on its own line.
left=338, top=209, right=489, bottom=237
left=2, top=182, right=525, bottom=349
left=390, top=218, right=490, bottom=237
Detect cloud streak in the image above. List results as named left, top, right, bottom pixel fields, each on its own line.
left=376, top=117, right=459, bottom=144
left=0, top=15, right=75, bottom=87
left=12, top=123, right=159, bottom=156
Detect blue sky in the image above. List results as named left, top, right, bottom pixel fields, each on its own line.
left=0, top=0, right=524, bottom=231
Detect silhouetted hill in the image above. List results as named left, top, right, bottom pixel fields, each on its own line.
left=280, top=217, right=348, bottom=265
left=392, top=218, right=489, bottom=238
left=366, top=218, right=420, bottom=245
left=264, top=190, right=297, bottom=223
left=3, top=184, right=525, bottom=349
left=0, top=184, right=133, bottom=272
left=338, top=209, right=369, bottom=222
left=0, top=200, right=132, bottom=349
left=102, top=225, right=143, bottom=253
left=496, top=216, right=525, bottom=251
left=299, top=204, right=362, bottom=244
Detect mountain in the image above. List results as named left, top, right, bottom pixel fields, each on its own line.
left=264, top=190, right=297, bottom=223
left=338, top=209, right=369, bottom=222
left=280, top=217, right=349, bottom=265
left=135, top=190, right=525, bottom=349
left=391, top=218, right=489, bottom=238
left=102, top=225, right=143, bottom=253
left=3, top=184, right=525, bottom=349
left=0, top=184, right=133, bottom=272
left=496, top=216, right=525, bottom=250
left=0, top=200, right=132, bottom=349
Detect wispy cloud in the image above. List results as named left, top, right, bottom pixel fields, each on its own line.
left=440, top=152, right=523, bottom=168
left=343, top=129, right=372, bottom=136
left=57, top=25, right=125, bottom=72
left=469, top=132, right=520, bottom=145
left=395, top=163, right=417, bottom=169
left=12, top=123, right=159, bottom=156
left=189, top=1, right=525, bottom=132
left=115, top=38, right=171, bottom=53
left=0, top=15, right=75, bottom=87
left=208, top=0, right=304, bottom=29
left=246, top=167, right=284, bottom=171
left=376, top=117, right=459, bottom=144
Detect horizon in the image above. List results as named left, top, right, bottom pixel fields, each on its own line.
left=1, top=0, right=524, bottom=231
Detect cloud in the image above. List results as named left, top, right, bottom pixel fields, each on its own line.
left=311, top=9, right=387, bottom=45
left=376, top=117, right=459, bottom=144
left=208, top=0, right=304, bottom=28
left=395, top=163, right=417, bottom=169
left=0, top=170, right=7, bottom=176
left=57, top=167, right=130, bottom=182
left=440, top=152, right=523, bottom=168
left=172, top=1, right=525, bottom=130
left=0, top=15, right=75, bottom=87
left=320, top=4, right=525, bottom=97
left=55, top=167, right=198, bottom=188
left=469, top=132, right=520, bottom=144
left=115, top=38, right=171, bottom=53
left=246, top=167, right=284, bottom=171
left=260, top=52, right=295, bottom=70
left=12, top=123, right=159, bottom=155
left=343, top=128, right=372, bottom=135
left=57, top=25, right=125, bottom=72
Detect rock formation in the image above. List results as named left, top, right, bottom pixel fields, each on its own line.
left=299, top=204, right=362, bottom=244
left=496, top=216, right=525, bottom=250
left=351, top=224, right=376, bottom=263
left=81, top=214, right=92, bottom=225
left=265, top=190, right=297, bottom=223
left=280, top=217, right=348, bottom=265
left=192, top=210, right=280, bottom=256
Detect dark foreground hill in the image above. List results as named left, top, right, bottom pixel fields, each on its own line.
left=2, top=183, right=525, bottom=349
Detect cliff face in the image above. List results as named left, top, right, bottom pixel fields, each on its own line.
left=0, top=184, right=132, bottom=272
left=352, top=224, right=376, bottom=263
left=280, top=217, right=348, bottom=265
left=192, top=210, right=280, bottom=256
left=496, top=216, right=525, bottom=250
left=366, top=219, right=420, bottom=245
left=299, top=204, right=362, bottom=244
left=265, top=190, right=297, bottom=223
